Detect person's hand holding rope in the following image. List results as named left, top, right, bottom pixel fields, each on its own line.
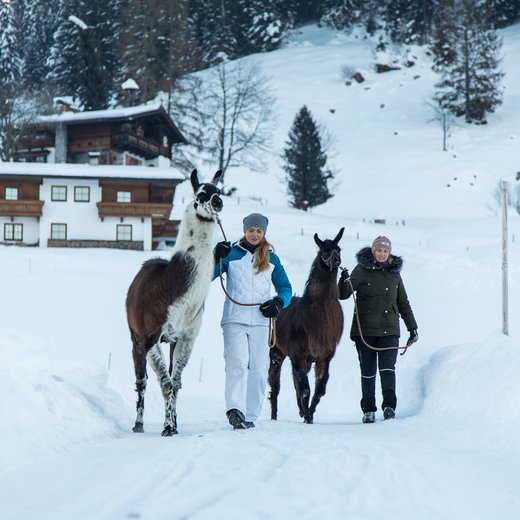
left=259, top=297, right=283, bottom=318
left=214, top=240, right=231, bottom=263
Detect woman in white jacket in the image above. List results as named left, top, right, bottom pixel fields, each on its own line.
left=213, top=213, right=292, bottom=430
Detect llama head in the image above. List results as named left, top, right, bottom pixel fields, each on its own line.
left=314, top=227, right=344, bottom=271
left=190, top=169, right=223, bottom=219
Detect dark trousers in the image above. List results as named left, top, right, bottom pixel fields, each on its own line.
left=354, top=336, right=399, bottom=413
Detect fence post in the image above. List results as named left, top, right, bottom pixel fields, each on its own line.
left=501, top=180, right=509, bottom=336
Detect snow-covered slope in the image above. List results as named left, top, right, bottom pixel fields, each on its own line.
left=1, top=24, right=520, bottom=520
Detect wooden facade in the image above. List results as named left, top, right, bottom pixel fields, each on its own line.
left=14, top=105, right=187, bottom=166
left=0, top=176, right=44, bottom=218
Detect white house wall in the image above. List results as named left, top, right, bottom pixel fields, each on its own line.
left=39, top=178, right=152, bottom=250
left=0, top=216, right=39, bottom=245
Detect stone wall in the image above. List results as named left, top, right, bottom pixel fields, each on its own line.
left=47, top=239, right=144, bottom=250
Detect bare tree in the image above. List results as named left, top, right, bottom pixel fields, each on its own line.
left=0, top=90, right=37, bottom=162
left=203, top=58, right=276, bottom=185
left=427, top=100, right=456, bottom=152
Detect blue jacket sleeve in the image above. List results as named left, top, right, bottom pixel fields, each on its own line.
left=270, top=253, right=292, bottom=308
left=212, top=252, right=230, bottom=280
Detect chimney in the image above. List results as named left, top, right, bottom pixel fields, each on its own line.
left=55, top=123, right=67, bottom=163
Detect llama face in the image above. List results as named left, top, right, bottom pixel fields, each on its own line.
left=190, top=169, right=223, bottom=219
left=194, top=182, right=223, bottom=218
left=314, top=227, right=345, bottom=271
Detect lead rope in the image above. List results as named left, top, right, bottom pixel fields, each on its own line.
left=216, top=216, right=277, bottom=348
left=344, top=274, right=413, bottom=356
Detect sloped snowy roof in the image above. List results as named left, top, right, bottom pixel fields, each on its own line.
left=0, top=162, right=186, bottom=182
left=38, top=102, right=164, bottom=124
left=35, top=102, right=187, bottom=143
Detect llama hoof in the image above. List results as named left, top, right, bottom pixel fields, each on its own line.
left=132, top=422, right=144, bottom=433
left=161, top=426, right=178, bottom=437
left=304, top=416, right=313, bottom=424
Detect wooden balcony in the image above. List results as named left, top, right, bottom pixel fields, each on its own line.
left=0, top=200, right=44, bottom=217
left=113, top=132, right=168, bottom=159
left=97, top=201, right=172, bottom=219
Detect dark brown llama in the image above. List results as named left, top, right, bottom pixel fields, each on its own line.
left=126, top=169, right=223, bottom=436
left=269, top=228, right=345, bottom=424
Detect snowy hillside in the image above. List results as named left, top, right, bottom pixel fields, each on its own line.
left=1, top=25, right=520, bottom=520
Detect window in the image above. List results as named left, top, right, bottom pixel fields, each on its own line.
left=51, top=186, right=67, bottom=201
left=5, top=187, right=18, bottom=200
left=51, top=223, right=67, bottom=240
left=74, top=186, right=90, bottom=202
left=116, top=191, right=131, bottom=203
left=4, top=223, right=23, bottom=241
left=117, top=224, right=132, bottom=241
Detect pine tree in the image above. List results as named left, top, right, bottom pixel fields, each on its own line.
left=283, top=106, right=333, bottom=210
left=0, top=0, right=29, bottom=161
left=488, top=0, right=520, bottom=28
left=46, top=0, right=86, bottom=99
left=0, top=1, right=22, bottom=85
left=432, top=0, right=504, bottom=124
left=118, top=0, right=197, bottom=103
left=12, top=0, right=61, bottom=93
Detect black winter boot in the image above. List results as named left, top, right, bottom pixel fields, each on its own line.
left=383, top=407, right=395, bottom=420
left=226, top=409, right=255, bottom=430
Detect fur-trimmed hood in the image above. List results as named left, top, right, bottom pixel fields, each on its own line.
left=356, top=246, right=403, bottom=273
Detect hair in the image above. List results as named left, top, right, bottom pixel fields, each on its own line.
left=242, top=236, right=274, bottom=273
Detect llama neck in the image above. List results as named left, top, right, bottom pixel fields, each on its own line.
left=173, top=202, right=216, bottom=255
left=303, top=260, right=338, bottom=299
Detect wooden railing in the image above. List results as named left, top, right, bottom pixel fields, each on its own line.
left=97, top=201, right=172, bottom=219
left=0, top=200, right=44, bottom=217
left=113, top=132, right=167, bottom=158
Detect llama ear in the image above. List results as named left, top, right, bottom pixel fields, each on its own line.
left=333, top=227, right=345, bottom=244
left=190, top=169, right=200, bottom=192
left=212, top=169, right=223, bottom=185
left=314, top=233, right=323, bottom=248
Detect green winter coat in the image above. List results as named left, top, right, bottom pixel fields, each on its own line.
left=339, top=247, right=417, bottom=339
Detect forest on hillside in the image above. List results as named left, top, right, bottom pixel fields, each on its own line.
left=0, top=0, right=518, bottom=185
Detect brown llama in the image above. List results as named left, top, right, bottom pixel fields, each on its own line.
left=126, top=169, right=223, bottom=436
left=269, top=228, right=345, bottom=424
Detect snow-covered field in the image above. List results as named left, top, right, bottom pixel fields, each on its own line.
left=2, top=24, right=520, bottom=519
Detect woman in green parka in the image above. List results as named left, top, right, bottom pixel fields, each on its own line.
left=339, top=235, right=418, bottom=424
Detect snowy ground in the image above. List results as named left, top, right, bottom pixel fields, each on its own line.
left=2, top=24, right=520, bottom=520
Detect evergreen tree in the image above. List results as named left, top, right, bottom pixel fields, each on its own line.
left=432, top=0, right=504, bottom=124
left=283, top=106, right=333, bottom=210
left=118, top=0, right=197, bottom=103
left=16, top=0, right=61, bottom=93
left=488, top=0, right=520, bottom=28
left=0, top=0, right=22, bottom=85
left=385, top=0, right=435, bottom=44
left=0, top=0, right=30, bottom=161
left=75, top=19, right=111, bottom=110
left=46, top=0, right=86, bottom=99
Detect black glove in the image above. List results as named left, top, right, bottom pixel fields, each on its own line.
left=259, top=297, right=283, bottom=318
left=214, top=241, right=231, bottom=262
left=407, top=329, right=418, bottom=345
left=339, top=268, right=350, bottom=283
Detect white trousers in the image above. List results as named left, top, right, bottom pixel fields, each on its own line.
left=222, top=322, right=270, bottom=421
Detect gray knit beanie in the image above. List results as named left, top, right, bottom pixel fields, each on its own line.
left=243, top=213, right=269, bottom=233
left=371, top=235, right=392, bottom=253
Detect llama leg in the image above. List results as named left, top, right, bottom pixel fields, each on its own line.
left=268, top=348, right=285, bottom=420
left=168, top=334, right=196, bottom=433
left=291, top=358, right=312, bottom=423
left=308, top=358, right=331, bottom=422
left=147, top=343, right=176, bottom=436
left=132, top=338, right=147, bottom=433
